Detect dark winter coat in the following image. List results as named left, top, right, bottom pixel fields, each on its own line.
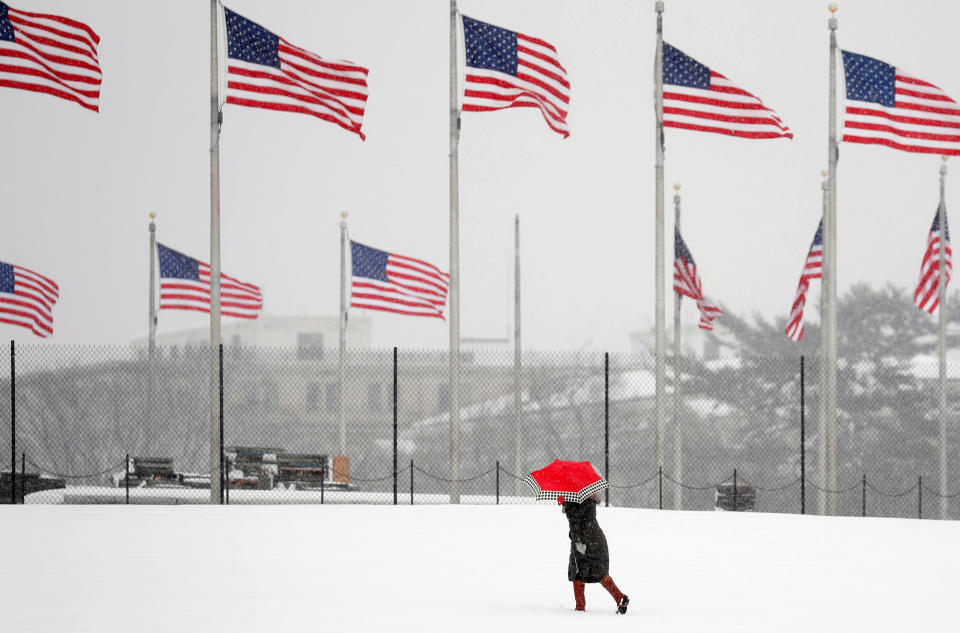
left=563, top=498, right=609, bottom=583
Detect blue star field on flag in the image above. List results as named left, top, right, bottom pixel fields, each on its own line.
left=157, top=243, right=200, bottom=280
left=663, top=43, right=711, bottom=90
left=842, top=51, right=896, bottom=107
left=225, top=8, right=281, bottom=68
left=463, top=16, right=518, bottom=76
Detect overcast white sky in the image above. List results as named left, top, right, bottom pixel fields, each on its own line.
left=3, top=0, right=959, bottom=351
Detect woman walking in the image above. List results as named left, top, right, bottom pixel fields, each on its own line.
left=562, top=493, right=629, bottom=614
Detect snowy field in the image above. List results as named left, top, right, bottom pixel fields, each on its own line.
left=1, top=504, right=957, bottom=633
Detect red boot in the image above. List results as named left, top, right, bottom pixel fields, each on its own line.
left=600, top=575, right=629, bottom=614
left=573, top=580, right=586, bottom=611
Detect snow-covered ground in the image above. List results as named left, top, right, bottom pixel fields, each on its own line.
left=1, top=504, right=956, bottom=633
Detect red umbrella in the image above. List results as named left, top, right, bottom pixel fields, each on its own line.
left=523, top=459, right=608, bottom=504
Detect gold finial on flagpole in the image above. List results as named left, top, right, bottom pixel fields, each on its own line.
left=821, top=170, right=828, bottom=179
left=673, top=183, right=681, bottom=192
left=149, top=211, right=157, bottom=221
left=828, top=3, right=838, bottom=14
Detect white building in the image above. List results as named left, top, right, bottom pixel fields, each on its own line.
left=132, top=314, right=372, bottom=352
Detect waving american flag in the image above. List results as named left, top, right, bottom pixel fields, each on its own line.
left=785, top=219, right=823, bottom=342
left=157, top=243, right=262, bottom=320
left=0, top=260, right=58, bottom=338
left=351, top=241, right=448, bottom=319
left=842, top=51, right=960, bottom=156
left=662, top=43, right=791, bottom=140
left=915, top=208, right=951, bottom=314
left=674, top=228, right=722, bottom=330
left=0, top=2, right=101, bottom=111
left=461, top=14, right=570, bottom=138
left=224, top=6, right=369, bottom=139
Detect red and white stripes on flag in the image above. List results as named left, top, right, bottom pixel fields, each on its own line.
left=0, top=2, right=101, bottom=111
left=223, top=6, right=368, bottom=139
left=350, top=241, right=449, bottom=319
left=157, top=243, right=262, bottom=320
left=673, top=229, right=722, bottom=330
left=0, top=260, right=59, bottom=338
left=785, top=219, right=824, bottom=342
left=841, top=50, right=960, bottom=155
left=461, top=15, right=570, bottom=138
left=915, top=208, right=951, bottom=314
left=662, top=43, right=792, bottom=140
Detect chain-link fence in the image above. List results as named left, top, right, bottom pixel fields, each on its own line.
left=2, top=342, right=958, bottom=519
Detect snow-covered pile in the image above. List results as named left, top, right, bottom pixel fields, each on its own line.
left=1, top=504, right=956, bottom=632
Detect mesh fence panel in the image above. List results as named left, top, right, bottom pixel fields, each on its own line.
left=1, top=342, right=956, bottom=519
left=0, top=343, right=10, bottom=502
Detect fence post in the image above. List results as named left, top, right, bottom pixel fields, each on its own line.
left=733, top=469, right=738, bottom=511
left=218, top=343, right=224, bottom=505
left=658, top=466, right=662, bottom=510
left=604, top=352, right=610, bottom=508
left=496, top=460, right=500, bottom=505
left=800, top=355, right=805, bottom=515
left=125, top=454, right=130, bottom=505
left=861, top=474, right=866, bottom=518
left=10, top=340, right=14, bottom=505
left=321, top=468, right=325, bottom=505
left=19, top=451, right=25, bottom=504
left=918, top=476, right=922, bottom=519
left=410, top=459, right=414, bottom=506
left=393, top=347, right=398, bottom=506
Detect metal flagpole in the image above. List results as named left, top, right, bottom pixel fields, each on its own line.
left=672, top=183, right=683, bottom=511
left=148, top=212, right=157, bottom=456
left=448, top=0, right=461, bottom=504
left=209, top=0, right=223, bottom=504
left=819, top=170, right=828, bottom=515
left=938, top=156, right=948, bottom=520
left=824, top=3, right=839, bottom=515
left=514, top=213, right=523, bottom=496
left=654, top=0, right=666, bottom=474
left=339, top=211, right=348, bottom=458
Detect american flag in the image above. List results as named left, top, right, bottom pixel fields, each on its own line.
left=785, top=219, right=823, bottom=342
left=662, top=43, right=791, bottom=140
left=224, top=6, right=368, bottom=139
left=0, top=260, right=58, bottom=338
left=673, top=229, right=722, bottom=330
left=0, top=2, right=101, bottom=111
left=157, top=243, right=262, bottom=320
left=461, top=15, right=570, bottom=138
left=350, top=241, right=449, bottom=319
left=841, top=51, right=960, bottom=156
left=915, top=208, right=951, bottom=314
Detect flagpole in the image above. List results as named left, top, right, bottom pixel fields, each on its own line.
left=819, top=170, right=828, bottom=515
left=339, top=211, right=348, bottom=458
left=938, top=155, right=948, bottom=520
left=824, top=3, right=839, bottom=515
left=514, top=213, right=523, bottom=497
left=148, top=212, right=157, bottom=457
left=672, top=183, right=683, bottom=511
left=209, top=0, right=222, bottom=505
left=654, top=0, right=666, bottom=474
left=449, top=0, right=461, bottom=504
